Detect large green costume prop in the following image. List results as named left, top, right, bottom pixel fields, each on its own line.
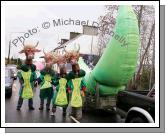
left=78, top=5, right=140, bottom=96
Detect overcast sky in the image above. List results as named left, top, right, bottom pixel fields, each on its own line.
left=5, top=5, right=106, bottom=60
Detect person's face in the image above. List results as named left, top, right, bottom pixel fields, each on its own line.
left=72, top=64, right=80, bottom=73
left=70, top=53, right=79, bottom=65
left=44, top=54, right=54, bottom=68
left=25, top=49, right=35, bottom=60
left=57, top=57, right=66, bottom=68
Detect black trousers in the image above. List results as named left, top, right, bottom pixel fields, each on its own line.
left=17, top=97, right=33, bottom=108
left=40, top=98, right=51, bottom=108
left=52, top=104, right=67, bottom=113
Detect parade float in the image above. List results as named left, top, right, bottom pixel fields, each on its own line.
left=78, top=5, right=140, bottom=109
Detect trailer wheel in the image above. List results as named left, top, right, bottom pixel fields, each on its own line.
left=82, top=100, right=91, bottom=113
left=129, top=116, right=147, bottom=123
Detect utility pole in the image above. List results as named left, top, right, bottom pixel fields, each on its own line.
left=7, top=40, right=11, bottom=64
left=7, top=32, right=25, bottom=65
left=90, top=35, right=93, bottom=62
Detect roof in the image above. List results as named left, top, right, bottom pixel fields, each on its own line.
left=54, top=34, right=98, bottom=55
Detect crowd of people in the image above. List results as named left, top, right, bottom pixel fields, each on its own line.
left=16, top=42, right=86, bottom=120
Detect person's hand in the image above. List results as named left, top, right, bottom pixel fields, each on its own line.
left=81, top=91, right=85, bottom=97
left=34, top=81, right=38, bottom=86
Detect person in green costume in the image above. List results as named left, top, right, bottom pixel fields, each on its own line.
left=63, top=44, right=86, bottom=78
left=51, top=67, right=70, bottom=116
left=63, top=44, right=86, bottom=119
left=16, top=41, right=41, bottom=110
left=68, top=64, right=86, bottom=120
left=50, top=52, right=69, bottom=116
left=37, top=50, right=57, bottom=111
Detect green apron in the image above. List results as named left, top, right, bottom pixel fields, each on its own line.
left=40, top=74, right=52, bottom=89
left=39, top=74, right=53, bottom=99
left=21, top=70, right=33, bottom=99
left=55, top=78, right=68, bottom=106
left=70, top=78, right=82, bottom=107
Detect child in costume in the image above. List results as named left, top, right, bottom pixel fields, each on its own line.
left=16, top=41, right=41, bottom=110
left=51, top=67, right=69, bottom=116
left=37, top=50, right=57, bottom=111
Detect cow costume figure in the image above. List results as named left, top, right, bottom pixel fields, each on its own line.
left=64, top=44, right=86, bottom=120
left=50, top=52, right=70, bottom=116
left=37, top=50, right=57, bottom=111
left=16, top=41, right=41, bottom=110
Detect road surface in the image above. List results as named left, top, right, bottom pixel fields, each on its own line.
left=5, top=79, right=124, bottom=123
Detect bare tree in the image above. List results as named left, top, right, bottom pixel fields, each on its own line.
left=97, top=5, right=118, bottom=57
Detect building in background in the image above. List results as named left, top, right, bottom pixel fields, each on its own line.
left=53, top=25, right=99, bottom=70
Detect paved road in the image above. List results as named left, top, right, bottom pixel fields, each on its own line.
left=5, top=79, right=124, bottom=123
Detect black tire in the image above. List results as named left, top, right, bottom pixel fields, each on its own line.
left=82, top=100, right=92, bottom=113
left=129, top=116, right=147, bottom=123
left=82, top=101, right=88, bottom=113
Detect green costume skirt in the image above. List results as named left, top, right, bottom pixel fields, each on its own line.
left=40, top=87, right=53, bottom=99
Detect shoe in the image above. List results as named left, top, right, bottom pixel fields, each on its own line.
left=16, top=107, right=20, bottom=111
left=29, top=107, right=35, bottom=110
left=39, top=106, right=43, bottom=110
left=50, top=112, right=55, bottom=116
left=46, top=108, right=50, bottom=111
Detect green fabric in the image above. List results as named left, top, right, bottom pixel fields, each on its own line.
left=18, top=65, right=37, bottom=84
left=78, top=57, right=91, bottom=74
left=68, top=77, right=86, bottom=91
left=40, top=68, right=55, bottom=77
left=40, top=74, right=52, bottom=89
left=78, top=6, right=139, bottom=96
left=84, top=72, right=96, bottom=94
left=98, top=85, right=125, bottom=96
left=39, top=68, right=56, bottom=99
left=54, top=78, right=68, bottom=106
left=40, top=87, right=53, bottom=99
left=20, top=64, right=36, bottom=72
left=67, top=70, right=86, bottom=79
left=92, top=5, right=139, bottom=86
left=17, top=64, right=37, bottom=98
left=70, top=78, right=83, bottom=107
left=21, top=70, right=33, bottom=99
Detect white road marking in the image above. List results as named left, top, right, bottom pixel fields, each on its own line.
left=70, top=116, right=80, bottom=123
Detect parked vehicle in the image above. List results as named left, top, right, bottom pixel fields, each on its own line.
left=6, top=64, right=17, bottom=80
left=5, top=67, right=14, bottom=98
left=83, top=86, right=155, bottom=123
left=116, top=87, right=155, bottom=123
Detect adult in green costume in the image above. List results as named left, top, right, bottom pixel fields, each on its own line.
left=67, top=64, right=86, bottom=120
left=16, top=42, right=41, bottom=110
left=63, top=45, right=86, bottom=119
left=37, top=50, right=57, bottom=110
left=63, top=43, right=86, bottom=80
